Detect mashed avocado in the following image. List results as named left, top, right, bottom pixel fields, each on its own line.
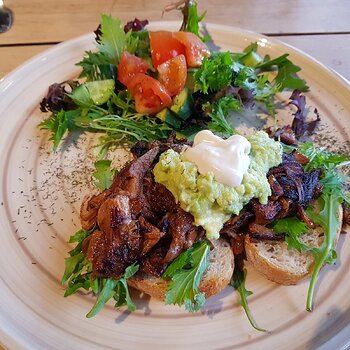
left=153, top=131, right=283, bottom=239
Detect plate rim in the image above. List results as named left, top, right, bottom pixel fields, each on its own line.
left=1, top=21, right=350, bottom=350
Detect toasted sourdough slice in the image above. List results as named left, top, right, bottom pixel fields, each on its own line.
left=245, top=205, right=343, bottom=285
left=128, top=238, right=234, bottom=300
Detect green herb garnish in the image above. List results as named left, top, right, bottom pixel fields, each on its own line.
left=194, top=52, right=234, bottom=93
left=93, top=160, right=115, bottom=190
left=207, top=95, right=239, bottom=136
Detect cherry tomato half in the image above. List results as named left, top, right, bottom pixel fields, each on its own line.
left=157, top=54, right=187, bottom=97
left=149, top=31, right=186, bottom=69
left=128, top=73, right=172, bottom=114
left=172, top=31, right=210, bottom=67
left=118, top=52, right=149, bottom=87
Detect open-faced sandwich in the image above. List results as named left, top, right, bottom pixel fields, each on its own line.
left=39, top=1, right=350, bottom=330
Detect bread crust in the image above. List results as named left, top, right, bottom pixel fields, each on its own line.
left=245, top=205, right=343, bottom=285
left=128, top=238, right=234, bottom=300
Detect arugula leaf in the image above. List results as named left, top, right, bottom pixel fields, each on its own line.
left=194, top=52, right=234, bottom=93
left=256, top=53, right=308, bottom=91
left=298, top=142, right=349, bottom=202
left=233, top=64, right=257, bottom=91
left=305, top=192, right=342, bottom=311
left=274, top=59, right=308, bottom=91
left=272, top=143, right=348, bottom=311
left=93, top=160, right=115, bottom=190
left=296, top=143, right=349, bottom=310
left=61, top=252, right=87, bottom=285
left=86, top=278, right=117, bottom=318
left=62, top=227, right=139, bottom=317
left=272, top=217, right=310, bottom=252
left=114, top=263, right=139, bottom=312
left=231, top=268, right=267, bottom=332
left=87, top=263, right=139, bottom=317
left=39, top=109, right=79, bottom=151
left=65, top=271, right=94, bottom=297
left=68, top=228, right=92, bottom=244
left=299, top=143, right=348, bottom=172
left=61, top=228, right=93, bottom=289
left=163, top=249, right=190, bottom=278
left=164, top=240, right=210, bottom=312
left=207, top=96, right=239, bottom=136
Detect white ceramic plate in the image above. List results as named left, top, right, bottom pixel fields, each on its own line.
left=0, top=22, right=350, bottom=350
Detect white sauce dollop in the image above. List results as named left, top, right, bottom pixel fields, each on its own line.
left=182, top=130, right=251, bottom=187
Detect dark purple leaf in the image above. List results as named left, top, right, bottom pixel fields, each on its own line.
left=124, top=18, right=149, bottom=33
left=40, top=81, right=78, bottom=113
left=289, top=90, right=320, bottom=140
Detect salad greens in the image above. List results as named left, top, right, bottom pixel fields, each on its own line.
left=86, top=263, right=139, bottom=318
left=193, top=45, right=307, bottom=118
left=231, top=267, right=266, bottom=332
left=194, top=52, right=234, bottom=93
left=77, top=14, right=137, bottom=81
left=272, top=142, right=349, bottom=311
left=273, top=217, right=310, bottom=252
left=180, top=0, right=209, bottom=42
left=206, top=96, right=239, bottom=136
left=40, top=1, right=307, bottom=152
left=163, top=240, right=210, bottom=312
left=298, top=143, right=349, bottom=311
left=62, top=227, right=139, bottom=317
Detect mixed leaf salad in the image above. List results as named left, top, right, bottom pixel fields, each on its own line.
left=39, top=0, right=349, bottom=331
left=40, top=1, right=308, bottom=153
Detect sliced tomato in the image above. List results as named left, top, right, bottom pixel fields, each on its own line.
left=172, top=32, right=210, bottom=68
left=128, top=73, right=172, bottom=114
left=149, top=31, right=186, bottom=69
left=118, top=52, right=149, bottom=87
left=157, top=54, right=187, bottom=97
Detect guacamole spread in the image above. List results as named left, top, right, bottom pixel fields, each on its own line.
left=153, top=131, right=283, bottom=239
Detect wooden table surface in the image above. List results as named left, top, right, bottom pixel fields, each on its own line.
left=0, top=0, right=350, bottom=81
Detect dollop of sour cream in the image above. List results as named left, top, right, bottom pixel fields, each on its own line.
left=182, top=130, right=251, bottom=187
